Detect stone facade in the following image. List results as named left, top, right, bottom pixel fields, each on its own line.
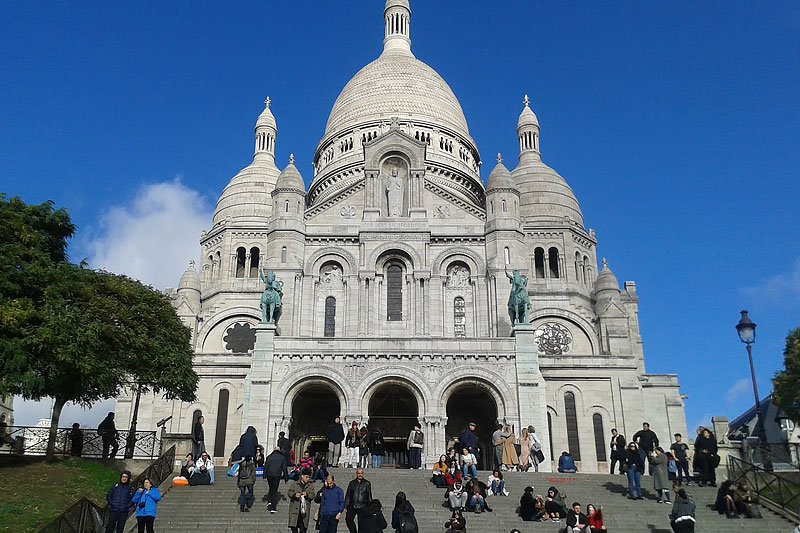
left=115, top=0, right=687, bottom=472
left=0, top=395, right=13, bottom=427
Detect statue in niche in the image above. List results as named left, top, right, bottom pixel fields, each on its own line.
left=386, top=168, right=404, bottom=217
left=446, top=265, right=470, bottom=289
left=322, top=265, right=343, bottom=287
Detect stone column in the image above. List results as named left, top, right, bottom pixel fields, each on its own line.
left=241, top=324, right=277, bottom=441
left=513, top=324, right=552, bottom=471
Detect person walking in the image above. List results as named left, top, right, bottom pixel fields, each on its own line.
left=669, top=487, right=696, bottom=532
left=327, top=416, right=346, bottom=468
left=368, top=428, right=385, bottom=469
left=406, top=423, right=424, bottom=470
left=391, top=491, right=417, bottom=533
left=192, top=415, right=205, bottom=460
left=237, top=426, right=259, bottom=463
left=288, top=469, right=315, bottom=533
left=265, top=446, right=289, bottom=514
left=104, top=470, right=134, bottom=533
left=131, top=478, right=161, bottom=533
left=624, top=442, right=644, bottom=500
left=237, top=456, right=256, bottom=512
left=609, top=428, right=626, bottom=475
left=278, top=430, right=291, bottom=462
left=317, top=474, right=345, bottom=533
left=357, top=499, right=387, bottom=533
left=98, top=412, right=120, bottom=459
left=344, top=467, right=373, bottom=533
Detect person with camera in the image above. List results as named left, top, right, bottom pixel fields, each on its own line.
left=444, top=509, right=466, bottom=533
left=131, top=478, right=161, bottom=533
left=104, top=470, right=134, bottom=533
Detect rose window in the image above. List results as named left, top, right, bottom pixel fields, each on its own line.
left=534, top=322, right=573, bottom=355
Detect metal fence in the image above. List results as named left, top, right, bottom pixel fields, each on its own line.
left=0, top=425, right=160, bottom=459
left=727, top=454, right=800, bottom=523
left=736, top=441, right=800, bottom=471
left=39, top=445, right=177, bottom=533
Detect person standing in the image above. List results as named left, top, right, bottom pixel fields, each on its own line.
left=237, top=456, right=256, bottom=512
left=317, top=474, right=345, bottom=533
left=98, top=412, right=120, bottom=459
left=327, top=416, right=345, bottom=468
left=528, top=425, right=543, bottom=472
left=694, top=427, right=718, bottom=487
left=609, top=428, right=626, bottom=475
left=288, top=469, right=315, bottom=533
left=406, top=423, right=424, bottom=470
left=649, top=447, right=672, bottom=503
left=518, top=427, right=531, bottom=471
left=632, top=422, right=659, bottom=473
left=346, top=421, right=361, bottom=468
left=104, top=470, right=134, bottom=533
left=265, top=447, right=288, bottom=514
left=491, top=424, right=503, bottom=470
left=344, top=467, right=373, bottom=533
left=460, top=422, right=480, bottom=462
left=623, top=443, right=644, bottom=500
left=238, top=426, right=259, bottom=462
left=131, top=478, right=161, bottom=533
left=358, top=426, right=370, bottom=468
left=670, top=433, right=692, bottom=485
left=368, top=428, right=385, bottom=469
left=500, top=424, right=519, bottom=470
left=68, top=423, right=84, bottom=457
left=192, top=415, right=205, bottom=460
left=277, top=430, right=291, bottom=462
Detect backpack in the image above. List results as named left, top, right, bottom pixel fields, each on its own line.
left=238, top=465, right=251, bottom=480
left=413, top=431, right=423, bottom=445
left=399, top=509, right=418, bottom=533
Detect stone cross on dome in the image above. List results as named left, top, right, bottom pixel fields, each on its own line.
left=497, top=153, right=503, bottom=164
left=289, top=153, right=295, bottom=165
left=264, top=96, right=271, bottom=108
left=523, top=94, right=530, bottom=107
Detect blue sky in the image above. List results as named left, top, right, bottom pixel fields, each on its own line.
left=1, top=1, right=799, bottom=431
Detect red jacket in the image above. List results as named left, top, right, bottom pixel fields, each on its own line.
left=587, top=509, right=604, bottom=528
left=444, top=471, right=462, bottom=487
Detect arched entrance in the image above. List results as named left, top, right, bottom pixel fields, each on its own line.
left=290, top=384, right=341, bottom=458
left=368, top=383, right=419, bottom=467
left=445, top=383, right=499, bottom=470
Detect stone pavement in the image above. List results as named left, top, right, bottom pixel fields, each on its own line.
left=140, top=468, right=794, bottom=532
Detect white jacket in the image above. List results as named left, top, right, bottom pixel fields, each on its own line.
left=195, top=457, right=214, bottom=473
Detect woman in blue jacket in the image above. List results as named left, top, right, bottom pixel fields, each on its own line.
left=131, top=478, right=162, bottom=533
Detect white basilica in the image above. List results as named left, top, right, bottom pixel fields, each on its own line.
left=116, top=0, right=687, bottom=472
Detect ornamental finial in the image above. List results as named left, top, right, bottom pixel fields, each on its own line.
left=497, top=153, right=503, bottom=163
left=523, top=94, right=530, bottom=107
left=602, top=257, right=608, bottom=269
left=289, top=153, right=295, bottom=165
left=264, top=96, right=271, bottom=109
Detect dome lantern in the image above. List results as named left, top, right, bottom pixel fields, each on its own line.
left=517, top=94, right=541, bottom=161
left=384, top=0, right=412, bottom=56
left=254, top=96, right=277, bottom=160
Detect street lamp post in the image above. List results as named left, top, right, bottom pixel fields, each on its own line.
left=124, top=383, right=142, bottom=459
left=735, top=310, right=771, bottom=469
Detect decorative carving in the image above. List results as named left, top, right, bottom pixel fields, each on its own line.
left=420, top=365, right=444, bottom=383
left=386, top=169, right=404, bottom=217
left=534, top=322, right=573, bottom=355
left=321, top=264, right=343, bottom=288
left=223, top=322, right=256, bottom=353
left=344, top=364, right=365, bottom=382
left=433, top=205, right=450, bottom=218
left=446, top=265, right=470, bottom=289
left=340, top=205, right=356, bottom=218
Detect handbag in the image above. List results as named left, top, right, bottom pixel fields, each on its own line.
left=227, top=463, right=240, bottom=477
left=255, top=466, right=265, bottom=478
left=711, top=453, right=721, bottom=468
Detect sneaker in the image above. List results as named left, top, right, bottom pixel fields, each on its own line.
left=657, top=500, right=664, bottom=504
left=270, top=509, right=277, bottom=514
left=502, top=489, right=509, bottom=496
left=265, top=502, right=271, bottom=510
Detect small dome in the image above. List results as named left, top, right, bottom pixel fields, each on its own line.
left=256, top=97, right=276, bottom=130
left=275, top=154, right=306, bottom=192
left=213, top=157, right=280, bottom=226
left=178, top=261, right=201, bottom=292
left=486, top=154, right=516, bottom=192
left=518, top=95, right=539, bottom=129
left=512, top=158, right=584, bottom=226
left=594, top=259, right=620, bottom=294
left=385, top=0, right=410, bottom=9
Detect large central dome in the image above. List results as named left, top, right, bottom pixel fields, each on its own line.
left=323, top=52, right=471, bottom=141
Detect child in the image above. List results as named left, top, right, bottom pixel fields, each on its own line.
left=667, top=451, right=678, bottom=482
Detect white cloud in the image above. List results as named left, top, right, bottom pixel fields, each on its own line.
left=743, top=258, right=800, bottom=308
left=85, top=179, right=212, bottom=289
left=724, top=378, right=751, bottom=405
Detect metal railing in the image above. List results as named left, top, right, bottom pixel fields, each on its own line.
left=727, top=454, right=800, bottom=523
left=737, top=441, right=800, bottom=471
left=39, top=445, right=177, bottom=533
left=0, top=425, right=160, bottom=459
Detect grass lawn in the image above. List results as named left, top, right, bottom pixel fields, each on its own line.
left=0, top=457, right=120, bottom=533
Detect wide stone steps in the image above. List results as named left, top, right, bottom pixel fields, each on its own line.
left=143, top=468, right=792, bottom=532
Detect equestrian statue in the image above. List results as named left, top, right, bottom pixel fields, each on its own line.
left=505, top=266, right=531, bottom=326
left=259, top=269, right=283, bottom=324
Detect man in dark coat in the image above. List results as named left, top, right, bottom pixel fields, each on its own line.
left=238, top=426, right=259, bottom=460
left=104, top=469, right=133, bottom=533
left=460, top=422, right=480, bottom=461
left=609, top=428, right=626, bottom=474
left=265, top=447, right=289, bottom=513
left=98, top=412, right=120, bottom=459
left=192, top=415, right=205, bottom=459
left=632, top=422, right=659, bottom=473
left=326, top=416, right=345, bottom=467
left=565, top=502, right=590, bottom=532
left=344, top=467, right=372, bottom=533
left=277, top=431, right=291, bottom=462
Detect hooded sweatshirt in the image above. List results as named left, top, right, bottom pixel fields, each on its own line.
left=106, top=470, right=134, bottom=512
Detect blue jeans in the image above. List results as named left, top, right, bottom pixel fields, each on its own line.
left=372, top=454, right=382, bottom=469
left=462, top=464, right=477, bottom=478
left=469, top=494, right=486, bottom=510
left=239, top=485, right=253, bottom=507
left=318, top=514, right=339, bottom=533
left=626, top=467, right=642, bottom=498
left=490, top=479, right=505, bottom=495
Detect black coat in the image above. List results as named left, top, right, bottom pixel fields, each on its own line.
left=611, top=434, right=626, bottom=458
left=519, top=492, right=536, bottom=521
left=277, top=435, right=291, bottom=455
left=238, top=426, right=259, bottom=459
left=327, top=423, right=345, bottom=444
left=265, top=450, right=288, bottom=480
left=193, top=421, right=204, bottom=443
left=624, top=449, right=645, bottom=472
left=632, top=429, right=659, bottom=452
left=368, top=431, right=385, bottom=455
left=358, top=501, right=387, bottom=533
left=344, top=478, right=372, bottom=510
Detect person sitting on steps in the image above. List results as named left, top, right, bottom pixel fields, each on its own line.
left=558, top=450, right=578, bottom=473
left=432, top=454, right=449, bottom=488
left=565, top=502, right=591, bottom=532
left=487, top=469, right=508, bottom=496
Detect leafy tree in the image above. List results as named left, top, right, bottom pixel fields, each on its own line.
left=773, top=327, right=800, bottom=424
left=0, top=195, right=198, bottom=460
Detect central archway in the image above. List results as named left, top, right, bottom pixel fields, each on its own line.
left=445, top=383, right=499, bottom=470
left=368, top=383, right=419, bottom=467
left=290, top=384, right=341, bottom=458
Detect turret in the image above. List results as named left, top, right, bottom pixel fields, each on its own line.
left=485, top=153, right=521, bottom=229
left=517, top=94, right=541, bottom=163
left=254, top=96, right=277, bottom=161
left=270, top=154, right=307, bottom=233
left=593, top=258, right=621, bottom=311
left=383, top=0, right=412, bottom=56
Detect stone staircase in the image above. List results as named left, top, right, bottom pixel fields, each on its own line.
left=145, top=468, right=794, bottom=532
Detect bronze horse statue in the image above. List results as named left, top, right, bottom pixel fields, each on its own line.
left=259, top=270, right=283, bottom=324
left=506, top=268, right=530, bottom=326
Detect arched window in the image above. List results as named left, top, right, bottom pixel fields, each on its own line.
left=386, top=264, right=403, bottom=321
left=534, top=248, right=545, bottom=278
left=564, top=391, right=581, bottom=460
left=501, top=199, right=507, bottom=213
left=324, top=296, right=336, bottom=338
left=582, top=255, right=589, bottom=285
left=213, top=389, right=229, bottom=457
left=593, top=413, right=607, bottom=462
left=249, top=247, right=260, bottom=278
left=503, top=247, right=510, bottom=265
left=284, top=200, right=290, bottom=213
left=548, top=247, right=560, bottom=278
left=454, top=297, right=466, bottom=337
left=235, top=247, right=246, bottom=278
left=281, top=246, right=288, bottom=263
